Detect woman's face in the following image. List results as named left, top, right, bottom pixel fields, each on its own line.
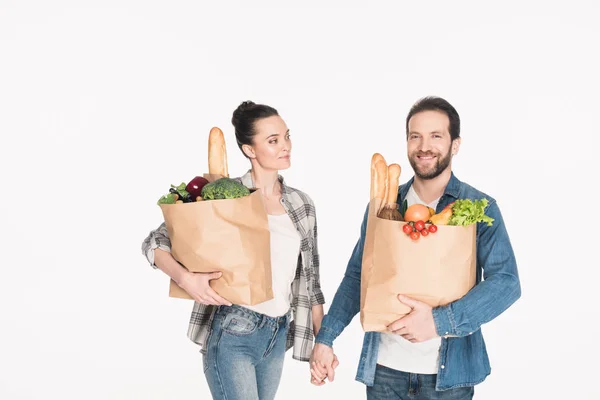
left=243, top=115, right=292, bottom=171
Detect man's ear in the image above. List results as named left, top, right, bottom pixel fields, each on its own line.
left=452, top=137, right=461, bottom=155
left=242, top=144, right=256, bottom=159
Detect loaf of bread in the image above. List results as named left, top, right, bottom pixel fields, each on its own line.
left=385, top=163, right=401, bottom=207
left=370, top=153, right=386, bottom=200
left=208, top=127, right=228, bottom=177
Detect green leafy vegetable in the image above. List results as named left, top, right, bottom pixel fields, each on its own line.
left=171, top=183, right=189, bottom=199
left=201, top=177, right=250, bottom=200
left=448, top=199, right=494, bottom=226
left=157, top=182, right=190, bottom=204
left=157, top=193, right=177, bottom=204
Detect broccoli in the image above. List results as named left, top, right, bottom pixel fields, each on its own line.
left=201, top=178, right=250, bottom=200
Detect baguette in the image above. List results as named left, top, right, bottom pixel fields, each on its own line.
left=385, top=164, right=401, bottom=207
left=208, top=127, right=228, bottom=177
left=374, top=159, right=388, bottom=210
left=377, top=163, right=403, bottom=221
left=370, top=153, right=386, bottom=200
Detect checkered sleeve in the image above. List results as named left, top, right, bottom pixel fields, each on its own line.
left=310, top=204, right=326, bottom=306
left=141, top=222, right=172, bottom=269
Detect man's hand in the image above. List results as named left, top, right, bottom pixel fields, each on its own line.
left=309, top=343, right=339, bottom=386
left=387, top=294, right=439, bottom=342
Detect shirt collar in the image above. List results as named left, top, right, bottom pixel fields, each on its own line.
left=240, top=170, right=289, bottom=195
left=400, top=171, right=461, bottom=200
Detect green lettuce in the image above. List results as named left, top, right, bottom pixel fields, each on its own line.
left=448, top=199, right=494, bottom=226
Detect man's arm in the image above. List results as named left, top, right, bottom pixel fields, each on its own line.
left=315, top=206, right=368, bottom=347
left=310, top=206, right=368, bottom=385
left=432, top=200, right=521, bottom=337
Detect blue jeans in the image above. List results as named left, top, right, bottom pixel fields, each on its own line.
left=202, top=305, right=291, bottom=400
left=367, top=364, right=474, bottom=400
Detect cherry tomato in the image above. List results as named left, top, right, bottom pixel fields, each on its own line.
left=420, top=228, right=429, bottom=237
left=410, top=231, right=420, bottom=240
left=402, top=224, right=413, bottom=235
left=414, top=220, right=425, bottom=231
left=428, top=224, right=438, bottom=233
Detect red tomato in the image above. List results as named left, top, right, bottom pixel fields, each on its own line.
left=410, top=231, right=420, bottom=240
left=420, top=228, right=429, bottom=237
left=402, top=224, right=413, bottom=235
left=428, top=224, right=438, bottom=233
left=414, top=220, right=425, bottom=231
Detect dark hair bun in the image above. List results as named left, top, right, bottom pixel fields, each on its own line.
left=232, top=101, right=256, bottom=129
left=231, top=100, right=279, bottom=158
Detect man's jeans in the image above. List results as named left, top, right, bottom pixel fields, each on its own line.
left=202, top=305, right=291, bottom=400
left=367, top=364, right=474, bottom=400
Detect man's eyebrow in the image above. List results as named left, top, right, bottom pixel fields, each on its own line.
left=409, top=131, right=444, bottom=135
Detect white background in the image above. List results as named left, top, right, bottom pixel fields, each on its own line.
left=1, top=1, right=598, bottom=399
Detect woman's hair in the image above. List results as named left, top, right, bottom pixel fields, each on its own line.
left=231, top=101, right=279, bottom=156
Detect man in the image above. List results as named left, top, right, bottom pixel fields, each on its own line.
left=309, top=96, right=521, bottom=399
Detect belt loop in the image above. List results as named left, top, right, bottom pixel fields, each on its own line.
left=259, top=314, right=267, bottom=329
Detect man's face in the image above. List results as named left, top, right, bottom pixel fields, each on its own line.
left=407, top=110, right=459, bottom=180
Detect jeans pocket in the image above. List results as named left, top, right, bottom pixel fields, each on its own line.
left=221, top=313, right=258, bottom=336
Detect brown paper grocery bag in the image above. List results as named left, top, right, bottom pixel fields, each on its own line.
left=360, top=198, right=476, bottom=332
left=159, top=175, right=273, bottom=306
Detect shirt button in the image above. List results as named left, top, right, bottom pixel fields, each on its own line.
left=469, top=332, right=473, bottom=335
left=445, top=332, right=449, bottom=335
left=441, top=365, right=445, bottom=369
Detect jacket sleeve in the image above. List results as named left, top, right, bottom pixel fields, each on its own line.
left=432, top=200, right=521, bottom=337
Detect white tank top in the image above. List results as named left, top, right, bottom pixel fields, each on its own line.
left=244, top=213, right=301, bottom=318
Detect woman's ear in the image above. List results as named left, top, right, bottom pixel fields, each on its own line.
left=242, top=144, right=256, bottom=159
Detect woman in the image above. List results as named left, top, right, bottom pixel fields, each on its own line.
left=141, top=101, right=325, bottom=399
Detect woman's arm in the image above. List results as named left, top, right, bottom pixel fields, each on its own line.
left=154, top=249, right=232, bottom=306
left=141, top=224, right=231, bottom=306
left=312, top=304, right=324, bottom=336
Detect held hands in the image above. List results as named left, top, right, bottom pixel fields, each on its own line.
left=178, top=271, right=232, bottom=306
left=309, top=343, right=339, bottom=386
left=387, top=294, right=438, bottom=342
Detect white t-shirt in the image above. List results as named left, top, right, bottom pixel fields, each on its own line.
left=376, top=185, right=442, bottom=374
left=244, top=213, right=301, bottom=318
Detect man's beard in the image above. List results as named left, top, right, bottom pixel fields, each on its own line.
left=409, top=147, right=452, bottom=180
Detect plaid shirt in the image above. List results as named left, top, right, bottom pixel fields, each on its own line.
left=141, top=170, right=325, bottom=362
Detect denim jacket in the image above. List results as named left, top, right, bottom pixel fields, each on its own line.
left=315, top=172, right=521, bottom=391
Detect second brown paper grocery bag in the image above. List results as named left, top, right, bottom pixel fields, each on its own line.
left=360, top=197, right=477, bottom=332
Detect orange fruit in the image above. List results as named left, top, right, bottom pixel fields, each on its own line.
left=404, top=204, right=431, bottom=222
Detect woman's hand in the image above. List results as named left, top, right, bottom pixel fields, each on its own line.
left=178, top=271, right=232, bottom=306
left=309, top=343, right=339, bottom=386
left=154, top=249, right=232, bottom=307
